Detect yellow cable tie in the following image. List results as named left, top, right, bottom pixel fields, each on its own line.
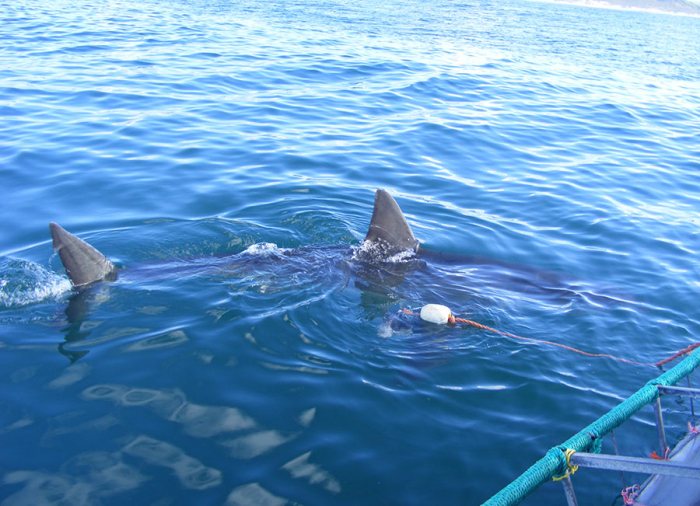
left=552, top=448, right=579, bottom=482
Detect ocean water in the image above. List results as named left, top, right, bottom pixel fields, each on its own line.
left=1, top=0, right=700, bottom=504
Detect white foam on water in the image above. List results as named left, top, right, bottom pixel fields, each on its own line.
left=352, top=240, right=417, bottom=263
left=0, top=258, right=72, bottom=308
left=241, top=243, right=287, bottom=256
left=377, top=321, right=394, bottom=338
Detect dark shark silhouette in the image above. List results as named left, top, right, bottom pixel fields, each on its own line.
left=44, top=188, right=620, bottom=363
left=50, top=189, right=418, bottom=289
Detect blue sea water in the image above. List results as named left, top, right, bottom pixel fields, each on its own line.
left=1, top=0, right=700, bottom=504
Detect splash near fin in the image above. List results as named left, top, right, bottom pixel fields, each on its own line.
left=49, top=222, right=116, bottom=287
left=363, top=189, right=419, bottom=257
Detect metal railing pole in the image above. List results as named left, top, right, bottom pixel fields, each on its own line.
left=561, top=475, right=578, bottom=506
left=653, top=396, right=668, bottom=456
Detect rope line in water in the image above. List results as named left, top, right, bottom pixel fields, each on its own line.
left=452, top=315, right=652, bottom=367
left=655, top=342, right=700, bottom=367
left=402, top=308, right=699, bottom=369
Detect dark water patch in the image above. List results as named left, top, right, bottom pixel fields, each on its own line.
left=58, top=88, right=181, bottom=111
left=399, top=73, right=490, bottom=101
left=188, top=51, right=222, bottom=59
left=111, top=58, right=158, bottom=68
left=39, top=44, right=112, bottom=55
left=189, top=74, right=272, bottom=93
left=0, top=106, right=22, bottom=116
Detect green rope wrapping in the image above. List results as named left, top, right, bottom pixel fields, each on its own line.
left=483, top=347, right=700, bottom=506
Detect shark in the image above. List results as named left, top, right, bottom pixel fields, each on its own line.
left=50, top=189, right=419, bottom=289
left=42, top=188, right=614, bottom=363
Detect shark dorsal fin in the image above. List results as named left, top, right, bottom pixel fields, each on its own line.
left=364, top=189, right=419, bottom=255
left=50, top=222, right=116, bottom=287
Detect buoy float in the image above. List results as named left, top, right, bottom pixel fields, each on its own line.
left=419, top=304, right=453, bottom=325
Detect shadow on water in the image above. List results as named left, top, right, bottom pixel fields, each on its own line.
left=59, top=285, right=112, bottom=363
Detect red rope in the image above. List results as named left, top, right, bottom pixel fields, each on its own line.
left=654, top=342, right=700, bottom=368
left=452, top=316, right=652, bottom=368
left=621, top=485, right=640, bottom=505
left=403, top=308, right=700, bottom=369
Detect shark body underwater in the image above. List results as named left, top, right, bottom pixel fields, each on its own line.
left=41, top=189, right=606, bottom=362
left=50, top=189, right=421, bottom=290
left=43, top=189, right=432, bottom=361
left=49, top=189, right=580, bottom=301
left=47, top=188, right=590, bottom=342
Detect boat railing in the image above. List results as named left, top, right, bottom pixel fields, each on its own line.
left=484, top=348, right=700, bottom=505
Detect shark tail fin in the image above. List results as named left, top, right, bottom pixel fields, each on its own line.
left=49, top=222, right=116, bottom=287
left=363, top=189, right=419, bottom=255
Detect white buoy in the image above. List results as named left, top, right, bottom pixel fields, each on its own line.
left=419, top=304, right=453, bottom=325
